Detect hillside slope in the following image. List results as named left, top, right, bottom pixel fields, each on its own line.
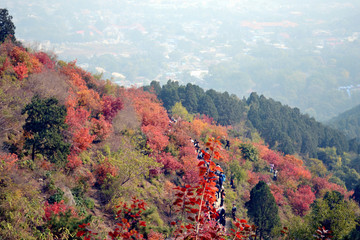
left=328, top=104, right=360, bottom=140
left=1, top=39, right=360, bottom=239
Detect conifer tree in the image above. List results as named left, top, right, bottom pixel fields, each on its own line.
left=198, top=94, right=218, bottom=122
left=22, top=95, right=70, bottom=164
left=245, top=181, right=280, bottom=239
left=0, top=9, right=16, bottom=42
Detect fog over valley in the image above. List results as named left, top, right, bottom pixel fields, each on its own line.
left=3, top=0, right=360, bottom=121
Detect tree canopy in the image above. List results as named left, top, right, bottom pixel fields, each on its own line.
left=309, top=191, right=358, bottom=240
left=22, top=95, right=70, bottom=164
left=245, top=181, right=280, bottom=239
left=0, top=9, right=16, bottom=42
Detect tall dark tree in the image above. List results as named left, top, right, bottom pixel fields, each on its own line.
left=245, top=181, right=280, bottom=240
left=0, top=9, right=16, bottom=42
left=353, top=184, right=360, bottom=205
left=22, top=95, right=70, bottom=164
left=159, top=80, right=180, bottom=110
left=146, top=80, right=161, bottom=95
left=198, top=94, right=218, bottom=122
left=183, top=83, right=198, bottom=113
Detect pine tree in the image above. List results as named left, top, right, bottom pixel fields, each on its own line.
left=0, top=9, right=16, bottom=42
left=22, top=95, right=70, bottom=164
left=198, top=94, right=218, bottom=122
left=183, top=83, right=198, bottom=113
left=245, top=181, right=280, bottom=239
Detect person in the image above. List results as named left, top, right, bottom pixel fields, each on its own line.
left=232, top=203, right=237, bottom=220
left=215, top=183, right=220, bottom=199
left=220, top=189, right=225, bottom=207
left=217, top=206, right=226, bottom=227
left=273, top=169, right=278, bottom=181
left=194, top=139, right=200, bottom=152
left=230, top=176, right=235, bottom=189
left=218, top=173, right=224, bottom=194
left=269, top=164, right=274, bottom=173
left=225, top=140, right=230, bottom=150
left=197, top=151, right=204, bottom=160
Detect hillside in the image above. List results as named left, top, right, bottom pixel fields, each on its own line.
left=147, top=80, right=358, bottom=157
left=2, top=38, right=360, bottom=239
left=328, top=104, right=360, bottom=140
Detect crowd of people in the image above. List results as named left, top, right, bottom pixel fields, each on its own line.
left=190, top=137, right=231, bottom=228
left=190, top=137, right=278, bottom=229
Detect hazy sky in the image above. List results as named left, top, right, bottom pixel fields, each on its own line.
left=2, top=0, right=360, bottom=120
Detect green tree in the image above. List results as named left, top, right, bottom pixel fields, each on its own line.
left=198, top=94, right=218, bottom=122
left=352, top=184, right=360, bottom=205
left=239, top=143, right=259, bottom=162
left=145, top=80, right=161, bottom=95
left=22, top=95, right=70, bottom=164
left=182, top=83, right=199, bottom=113
left=171, top=102, right=193, bottom=122
left=0, top=9, right=16, bottom=42
left=309, top=191, right=358, bottom=240
left=159, top=80, right=180, bottom=110
left=245, top=181, right=280, bottom=239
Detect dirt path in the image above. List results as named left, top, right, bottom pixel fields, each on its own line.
left=87, top=187, right=114, bottom=233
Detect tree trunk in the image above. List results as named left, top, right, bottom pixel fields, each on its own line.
left=32, top=142, right=35, bottom=161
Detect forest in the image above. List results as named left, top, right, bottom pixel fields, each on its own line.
left=2, top=9, right=360, bottom=240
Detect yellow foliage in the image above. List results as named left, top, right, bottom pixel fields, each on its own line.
left=191, top=119, right=208, bottom=137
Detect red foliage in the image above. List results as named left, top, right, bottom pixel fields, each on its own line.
left=197, top=114, right=215, bottom=125
left=261, top=150, right=282, bottom=164
left=65, top=101, right=95, bottom=154
left=247, top=170, right=260, bottom=186
left=44, top=200, right=76, bottom=221
left=60, top=60, right=102, bottom=94
left=181, top=154, right=201, bottom=185
left=179, top=145, right=197, bottom=160
left=72, top=127, right=96, bottom=153
left=126, top=88, right=169, bottom=152
left=90, top=115, right=112, bottom=141
left=77, top=223, right=98, bottom=240
left=77, top=198, right=149, bottom=239
left=28, top=54, right=42, bottom=73
left=66, top=105, right=94, bottom=130
left=77, top=89, right=101, bottom=113
left=0, top=153, right=18, bottom=171
left=108, top=197, right=147, bottom=240
left=311, top=177, right=349, bottom=198
left=40, top=160, right=54, bottom=171
left=66, top=153, right=83, bottom=170
left=259, top=146, right=311, bottom=189
left=269, top=184, right=287, bottom=206
left=229, top=218, right=256, bottom=240
left=141, top=124, right=169, bottom=151
left=287, top=185, right=315, bottom=216
left=34, top=52, right=55, bottom=69
left=156, top=152, right=182, bottom=171
left=258, top=173, right=271, bottom=183
left=13, top=62, right=28, bottom=80
left=172, top=138, right=226, bottom=239
left=101, top=95, right=123, bottom=122
left=148, top=229, right=165, bottom=240
left=94, top=159, right=117, bottom=185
